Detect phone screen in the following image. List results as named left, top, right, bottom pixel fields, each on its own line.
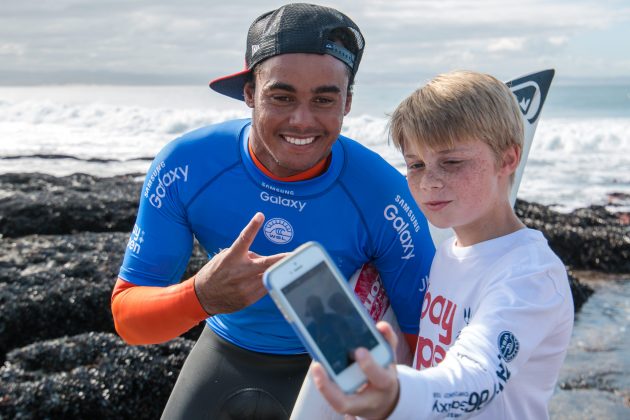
left=282, top=261, right=379, bottom=374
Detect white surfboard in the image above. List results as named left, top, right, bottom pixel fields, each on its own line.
left=290, top=69, right=555, bottom=420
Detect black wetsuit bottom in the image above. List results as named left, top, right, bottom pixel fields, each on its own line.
left=161, top=326, right=312, bottom=420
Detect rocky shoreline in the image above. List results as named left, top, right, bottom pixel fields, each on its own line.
left=1, top=172, right=628, bottom=419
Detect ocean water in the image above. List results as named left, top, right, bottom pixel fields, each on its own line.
left=1, top=84, right=629, bottom=212
left=549, top=276, right=630, bottom=419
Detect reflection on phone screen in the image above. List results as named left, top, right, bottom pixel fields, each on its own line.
left=282, top=262, right=378, bottom=374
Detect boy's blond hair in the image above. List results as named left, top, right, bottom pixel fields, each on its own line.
left=390, top=70, right=524, bottom=180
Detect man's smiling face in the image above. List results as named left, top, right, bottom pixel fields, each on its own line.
left=244, top=53, right=352, bottom=178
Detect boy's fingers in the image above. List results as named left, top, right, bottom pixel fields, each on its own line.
left=376, top=321, right=398, bottom=351
left=354, top=348, right=394, bottom=389
left=312, top=363, right=349, bottom=412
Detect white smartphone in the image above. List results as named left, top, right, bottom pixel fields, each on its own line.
left=263, top=241, right=393, bottom=394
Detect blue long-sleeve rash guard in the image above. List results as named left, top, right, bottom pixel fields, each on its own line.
left=119, top=119, right=435, bottom=354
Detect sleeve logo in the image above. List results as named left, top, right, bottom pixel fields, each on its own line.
left=498, top=331, right=520, bottom=363
left=127, top=224, right=145, bottom=254
left=383, top=203, right=416, bottom=260
left=145, top=161, right=189, bottom=209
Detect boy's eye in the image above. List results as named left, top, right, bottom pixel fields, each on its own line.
left=407, top=162, right=425, bottom=170
left=443, top=160, right=462, bottom=166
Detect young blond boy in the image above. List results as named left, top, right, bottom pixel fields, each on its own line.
left=313, top=70, right=574, bottom=419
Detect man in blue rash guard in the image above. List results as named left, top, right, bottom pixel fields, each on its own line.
left=111, top=3, right=435, bottom=419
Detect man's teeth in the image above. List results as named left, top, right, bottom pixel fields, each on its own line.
left=284, top=136, right=315, bottom=145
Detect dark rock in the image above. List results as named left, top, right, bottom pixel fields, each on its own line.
left=0, top=332, right=194, bottom=420
left=559, top=370, right=619, bottom=393
left=516, top=200, right=630, bottom=273
left=0, top=232, right=123, bottom=360
left=0, top=232, right=208, bottom=361
left=0, top=173, right=140, bottom=238
left=606, top=191, right=630, bottom=207
left=567, top=270, right=594, bottom=313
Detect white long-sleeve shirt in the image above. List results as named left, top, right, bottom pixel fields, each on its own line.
left=389, top=228, right=574, bottom=419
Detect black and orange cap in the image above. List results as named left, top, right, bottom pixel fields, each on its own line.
left=209, top=3, right=365, bottom=101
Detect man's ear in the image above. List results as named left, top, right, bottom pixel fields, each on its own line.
left=244, top=82, right=255, bottom=108
left=344, top=91, right=352, bottom=116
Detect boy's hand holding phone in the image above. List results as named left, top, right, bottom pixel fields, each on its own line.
left=263, top=242, right=394, bottom=394
left=311, top=321, right=401, bottom=419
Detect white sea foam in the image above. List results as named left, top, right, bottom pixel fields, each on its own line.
left=1, top=92, right=628, bottom=211
left=0, top=99, right=248, bottom=161
left=519, top=118, right=630, bottom=212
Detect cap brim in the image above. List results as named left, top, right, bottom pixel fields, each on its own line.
left=209, top=69, right=251, bottom=101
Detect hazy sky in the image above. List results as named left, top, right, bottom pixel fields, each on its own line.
left=2, top=0, right=629, bottom=86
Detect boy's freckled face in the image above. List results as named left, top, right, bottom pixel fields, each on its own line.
left=404, top=138, right=504, bottom=231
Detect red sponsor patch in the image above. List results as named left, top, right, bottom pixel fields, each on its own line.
left=353, top=263, right=391, bottom=321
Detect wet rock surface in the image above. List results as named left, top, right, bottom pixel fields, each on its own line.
left=0, top=333, right=193, bottom=420
left=0, top=232, right=125, bottom=358
left=566, top=270, right=594, bottom=313
left=0, top=231, right=207, bottom=360
left=515, top=199, right=630, bottom=273
left=0, top=173, right=627, bottom=418
left=0, top=173, right=141, bottom=238
left=560, top=371, right=621, bottom=394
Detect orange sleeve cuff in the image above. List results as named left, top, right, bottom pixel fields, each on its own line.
left=111, top=277, right=209, bottom=345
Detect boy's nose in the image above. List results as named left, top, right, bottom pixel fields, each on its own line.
left=420, top=169, right=444, bottom=190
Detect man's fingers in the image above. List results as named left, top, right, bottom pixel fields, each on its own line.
left=253, top=252, right=289, bottom=268
left=230, top=212, right=265, bottom=255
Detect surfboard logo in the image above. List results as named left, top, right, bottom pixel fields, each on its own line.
left=517, top=90, right=533, bottom=114
left=263, top=217, right=294, bottom=244
left=510, top=82, right=540, bottom=124
left=506, top=69, right=554, bottom=125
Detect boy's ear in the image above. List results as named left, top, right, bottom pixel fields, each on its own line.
left=500, top=145, right=521, bottom=176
